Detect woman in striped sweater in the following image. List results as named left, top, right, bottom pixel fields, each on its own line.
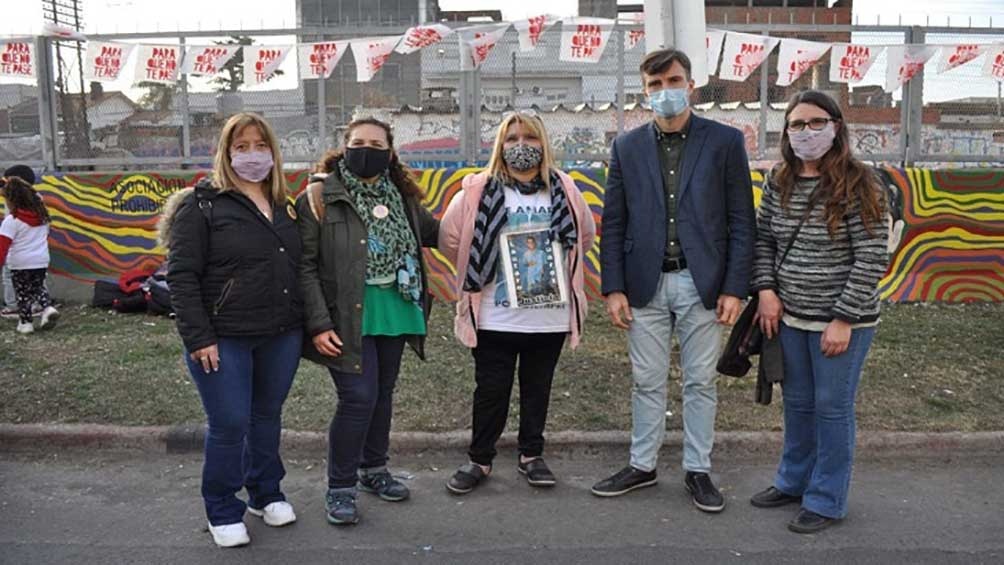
left=748, top=90, right=889, bottom=534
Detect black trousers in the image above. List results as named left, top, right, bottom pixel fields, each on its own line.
left=11, top=268, right=50, bottom=324
left=468, top=330, right=567, bottom=466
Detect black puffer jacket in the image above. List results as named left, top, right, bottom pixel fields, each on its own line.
left=166, top=178, right=303, bottom=352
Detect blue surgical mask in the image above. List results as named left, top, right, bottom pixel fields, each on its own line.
left=648, top=87, right=690, bottom=118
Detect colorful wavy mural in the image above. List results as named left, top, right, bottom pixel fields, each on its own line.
left=25, top=167, right=1004, bottom=303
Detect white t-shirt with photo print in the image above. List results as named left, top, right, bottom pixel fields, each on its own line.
left=478, top=187, right=570, bottom=334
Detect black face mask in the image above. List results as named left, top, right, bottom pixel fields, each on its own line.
left=344, top=147, right=391, bottom=179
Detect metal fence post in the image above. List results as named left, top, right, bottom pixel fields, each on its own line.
left=318, top=76, right=327, bottom=153
left=458, top=68, right=481, bottom=166
left=34, top=36, right=58, bottom=171
left=179, top=36, right=192, bottom=167
left=758, top=31, right=770, bottom=161
left=901, top=26, right=926, bottom=166
left=616, top=29, right=626, bottom=138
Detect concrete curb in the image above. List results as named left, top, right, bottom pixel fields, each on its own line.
left=2, top=423, right=1002, bottom=457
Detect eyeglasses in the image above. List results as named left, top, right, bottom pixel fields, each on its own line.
left=787, top=117, right=836, bottom=132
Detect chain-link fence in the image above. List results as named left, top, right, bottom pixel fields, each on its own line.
left=3, top=21, right=1003, bottom=171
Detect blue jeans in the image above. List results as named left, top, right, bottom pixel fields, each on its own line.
left=184, top=329, right=301, bottom=526
left=775, top=323, right=876, bottom=519
left=327, top=336, right=406, bottom=489
left=627, top=270, right=723, bottom=473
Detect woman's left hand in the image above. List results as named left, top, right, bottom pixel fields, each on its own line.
left=820, top=319, right=852, bottom=357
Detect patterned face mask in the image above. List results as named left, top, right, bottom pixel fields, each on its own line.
left=502, top=143, right=543, bottom=172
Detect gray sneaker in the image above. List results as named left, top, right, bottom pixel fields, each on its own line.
left=358, top=470, right=410, bottom=502
left=325, top=488, right=359, bottom=525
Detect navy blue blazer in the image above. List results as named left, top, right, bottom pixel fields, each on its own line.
left=600, top=114, right=756, bottom=310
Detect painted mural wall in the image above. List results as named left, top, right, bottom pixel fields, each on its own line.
left=31, top=167, right=1004, bottom=303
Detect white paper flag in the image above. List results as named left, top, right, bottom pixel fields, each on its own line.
left=84, top=41, right=136, bottom=82
left=616, top=13, right=645, bottom=52
left=936, top=44, right=988, bottom=74
left=350, top=36, right=401, bottom=82
left=776, top=38, right=830, bottom=87
left=514, top=15, right=556, bottom=52
left=705, top=29, right=726, bottom=75
left=0, top=40, right=35, bottom=79
left=829, top=44, right=883, bottom=84
left=559, top=17, right=615, bottom=64
left=395, top=24, right=453, bottom=55
left=181, top=45, right=239, bottom=76
left=718, top=32, right=779, bottom=82
left=242, top=45, right=292, bottom=87
left=982, top=44, right=1004, bottom=81
left=884, top=45, right=937, bottom=92
left=298, top=41, right=348, bottom=79
left=458, top=24, right=509, bottom=71
left=134, top=44, right=181, bottom=84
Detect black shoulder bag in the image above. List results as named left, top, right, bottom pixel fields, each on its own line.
left=716, top=183, right=820, bottom=378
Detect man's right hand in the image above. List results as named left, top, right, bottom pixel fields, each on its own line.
left=312, top=330, right=344, bottom=357
left=605, top=292, right=633, bottom=330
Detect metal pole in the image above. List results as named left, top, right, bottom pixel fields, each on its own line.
left=179, top=36, right=192, bottom=166
left=511, top=51, right=517, bottom=106
left=901, top=26, right=926, bottom=166
left=758, top=31, right=769, bottom=161
left=35, top=36, right=58, bottom=171
left=616, top=29, right=626, bottom=137
left=318, top=76, right=327, bottom=150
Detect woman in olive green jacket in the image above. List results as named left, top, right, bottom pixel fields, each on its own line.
left=296, top=117, right=438, bottom=526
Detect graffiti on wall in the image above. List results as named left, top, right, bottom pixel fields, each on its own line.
left=32, top=167, right=1004, bottom=303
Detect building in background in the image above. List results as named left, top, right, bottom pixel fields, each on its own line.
left=296, top=0, right=441, bottom=125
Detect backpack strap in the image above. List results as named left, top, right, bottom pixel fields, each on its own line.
left=305, top=181, right=325, bottom=222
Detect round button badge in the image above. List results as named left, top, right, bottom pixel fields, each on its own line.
left=372, top=204, right=389, bottom=219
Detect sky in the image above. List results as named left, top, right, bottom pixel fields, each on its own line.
left=1, top=0, right=1002, bottom=102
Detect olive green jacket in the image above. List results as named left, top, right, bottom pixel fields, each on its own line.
left=296, top=170, right=439, bottom=373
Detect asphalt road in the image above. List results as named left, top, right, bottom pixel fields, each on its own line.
left=0, top=448, right=1001, bottom=564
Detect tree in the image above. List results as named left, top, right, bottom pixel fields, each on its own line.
left=137, top=81, right=180, bottom=111
left=210, top=36, right=284, bottom=93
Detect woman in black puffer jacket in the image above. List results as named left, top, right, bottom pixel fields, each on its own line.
left=162, top=112, right=303, bottom=548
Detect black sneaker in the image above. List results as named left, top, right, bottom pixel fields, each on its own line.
left=358, top=470, right=410, bottom=502
left=446, top=462, right=489, bottom=495
left=788, top=508, right=838, bottom=534
left=750, top=486, right=801, bottom=508
left=517, top=457, right=556, bottom=487
left=590, top=466, right=658, bottom=497
left=684, top=472, right=725, bottom=513
left=325, top=489, right=359, bottom=525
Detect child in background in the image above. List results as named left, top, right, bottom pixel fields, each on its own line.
left=0, top=176, right=58, bottom=334
left=1, top=164, right=41, bottom=319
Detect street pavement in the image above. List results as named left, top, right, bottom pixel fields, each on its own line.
left=0, top=448, right=1001, bottom=564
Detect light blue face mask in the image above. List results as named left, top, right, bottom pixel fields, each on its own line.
left=648, top=87, right=690, bottom=118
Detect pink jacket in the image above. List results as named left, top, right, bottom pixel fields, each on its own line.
left=438, top=170, right=597, bottom=349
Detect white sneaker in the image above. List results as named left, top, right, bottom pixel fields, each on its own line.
left=246, top=501, right=297, bottom=527
left=16, top=321, right=33, bottom=334
left=39, top=306, right=59, bottom=329
left=208, top=521, right=250, bottom=548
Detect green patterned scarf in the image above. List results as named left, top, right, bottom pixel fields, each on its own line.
left=338, top=160, right=423, bottom=304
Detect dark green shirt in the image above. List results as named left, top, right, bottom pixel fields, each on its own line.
left=654, top=117, right=691, bottom=261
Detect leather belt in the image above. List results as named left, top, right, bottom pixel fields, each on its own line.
left=661, top=256, right=687, bottom=272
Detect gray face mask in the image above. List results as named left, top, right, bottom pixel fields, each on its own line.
left=503, top=143, right=543, bottom=172
left=788, top=123, right=836, bottom=161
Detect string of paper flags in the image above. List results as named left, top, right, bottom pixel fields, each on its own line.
left=1, top=16, right=1002, bottom=92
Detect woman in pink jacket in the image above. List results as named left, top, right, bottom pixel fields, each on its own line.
left=438, top=111, right=596, bottom=494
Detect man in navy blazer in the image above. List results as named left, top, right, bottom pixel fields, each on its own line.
left=591, top=48, right=755, bottom=512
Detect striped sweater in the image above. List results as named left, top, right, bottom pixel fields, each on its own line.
left=751, top=176, right=890, bottom=325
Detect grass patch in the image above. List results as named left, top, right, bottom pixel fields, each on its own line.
left=0, top=301, right=1001, bottom=432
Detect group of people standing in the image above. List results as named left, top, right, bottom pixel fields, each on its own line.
left=163, top=46, right=888, bottom=548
